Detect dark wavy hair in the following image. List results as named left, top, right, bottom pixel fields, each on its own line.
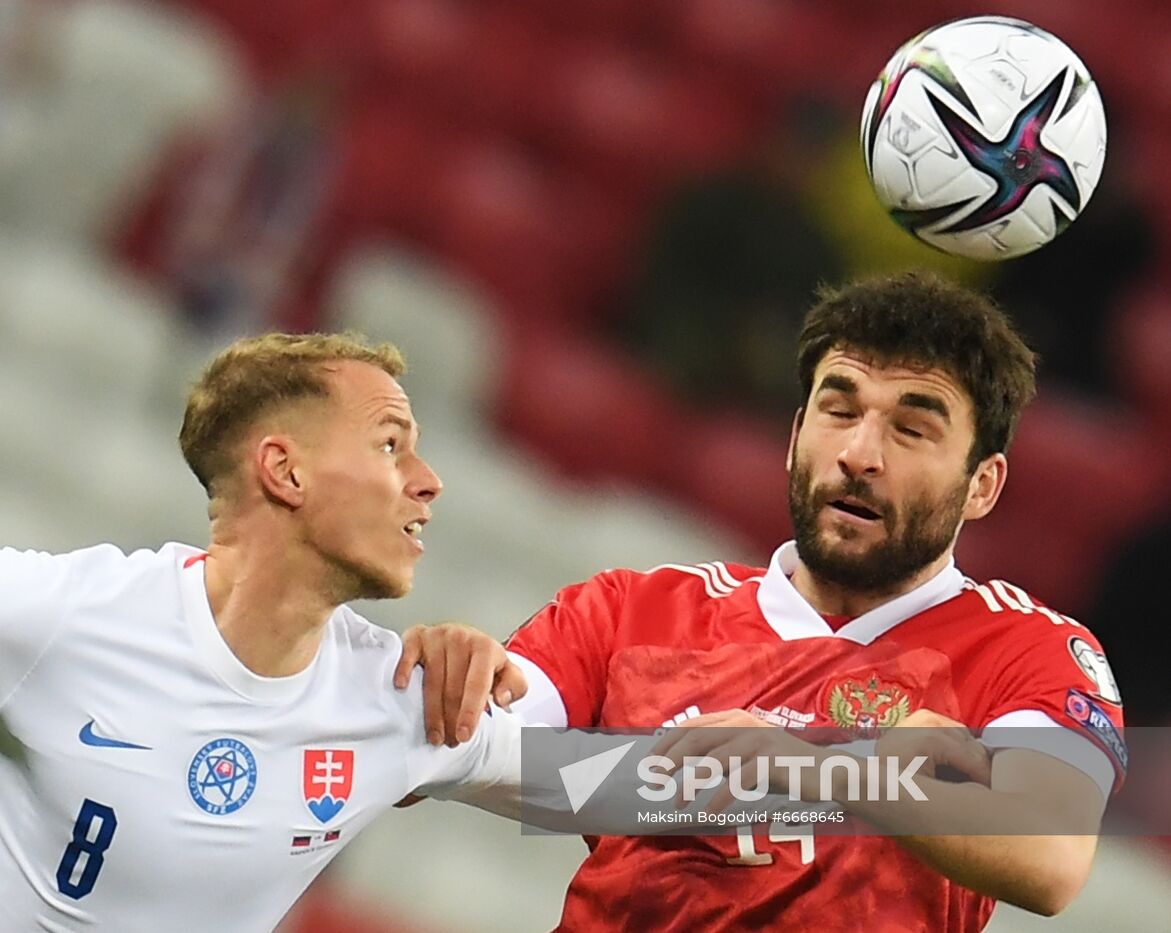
left=796, top=271, right=1037, bottom=471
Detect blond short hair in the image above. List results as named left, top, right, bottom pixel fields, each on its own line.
left=180, top=332, right=406, bottom=496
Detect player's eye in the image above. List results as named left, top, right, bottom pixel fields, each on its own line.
left=383, top=438, right=398, bottom=454
left=896, top=425, right=923, bottom=439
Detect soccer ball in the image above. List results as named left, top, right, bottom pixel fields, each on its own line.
left=860, top=16, right=1106, bottom=261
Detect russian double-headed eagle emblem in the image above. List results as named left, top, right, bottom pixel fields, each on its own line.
left=828, top=675, right=910, bottom=735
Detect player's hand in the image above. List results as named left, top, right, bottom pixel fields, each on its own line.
left=652, top=709, right=801, bottom=809
left=877, top=709, right=991, bottom=786
left=394, top=623, right=527, bottom=747
left=652, top=709, right=790, bottom=766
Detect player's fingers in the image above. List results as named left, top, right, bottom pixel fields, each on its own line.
left=443, top=641, right=473, bottom=747
left=672, top=738, right=741, bottom=807
left=454, top=650, right=496, bottom=744
left=652, top=712, right=737, bottom=758
left=671, top=712, right=726, bottom=729
left=493, top=659, right=526, bottom=708
left=659, top=714, right=763, bottom=764
left=945, top=738, right=992, bottom=785
left=651, top=725, right=681, bottom=758
left=654, top=725, right=710, bottom=763
left=394, top=625, right=427, bottom=689
left=421, top=646, right=447, bottom=746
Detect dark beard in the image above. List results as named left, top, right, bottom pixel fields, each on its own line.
left=787, top=457, right=969, bottom=595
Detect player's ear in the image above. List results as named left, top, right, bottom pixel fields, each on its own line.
left=786, top=408, right=805, bottom=471
left=256, top=435, right=306, bottom=508
left=962, top=452, right=1007, bottom=521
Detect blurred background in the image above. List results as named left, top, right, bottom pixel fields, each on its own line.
left=1, top=0, right=1169, bottom=929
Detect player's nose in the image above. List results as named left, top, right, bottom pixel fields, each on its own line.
left=837, top=416, right=884, bottom=477
left=409, top=456, right=442, bottom=503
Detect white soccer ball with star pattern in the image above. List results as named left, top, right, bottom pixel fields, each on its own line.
left=861, top=16, right=1106, bottom=261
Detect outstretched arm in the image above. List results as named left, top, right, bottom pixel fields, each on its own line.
left=654, top=709, right=1107, bottom=917
left=394, top=622, right=528, bottom=746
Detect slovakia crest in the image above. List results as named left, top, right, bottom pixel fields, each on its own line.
left=188, top=737, right=257, bottom=815
left=303, top=749, right=354, bottom=824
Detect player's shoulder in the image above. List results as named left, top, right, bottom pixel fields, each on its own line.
left=961, top=576, right=1076, bottom=624
left=0, top=541, right=125, bottom=569
left=0, top=540, right=188, bottom=587
left=330, top=604, right=404, bottom=662
left=528, top=560, right=764, bottom=629
left=959, top=575, right=1104, bottom=644
left=611, top=559, right=766, bottom=600
left=961, top=578, right=1124, bottom=711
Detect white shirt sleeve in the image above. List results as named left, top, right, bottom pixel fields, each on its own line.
left=982, top=709, right=1116, bottom=804
left=389, top=664, right=524, bottom=812
left=0, top=548, right=73, bottom=707
left=506, top=651, right=568, bottom=727
left=387, top=662, right=577, bottom=823
left=410, top=709, right=836, bottom=835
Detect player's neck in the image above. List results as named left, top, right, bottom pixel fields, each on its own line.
left=789, top=549, right=954, bottom=618
left=201, top=528, right=337, bottom=679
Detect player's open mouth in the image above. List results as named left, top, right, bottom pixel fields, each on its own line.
left=829, top=499, right=882, bottom=522
left=403, top=519, right=427, bottom=551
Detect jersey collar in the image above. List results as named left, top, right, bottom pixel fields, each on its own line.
left=755, top=540, right=965, bottom=645
left=177, top=547, right=318, bottom=704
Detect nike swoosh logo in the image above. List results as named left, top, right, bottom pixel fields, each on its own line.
left=78, top=720, right=152, bottom=750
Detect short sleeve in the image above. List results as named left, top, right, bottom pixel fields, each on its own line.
left=0, top=548, right=73, bottom=706
left=390, top=663, right=521, bottom=808
left=982, top=619, right=1125, bottom=795
left=505, top=571, right=628, bottom=728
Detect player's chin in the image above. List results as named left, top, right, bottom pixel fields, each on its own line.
left=382, top=562, right=415, bottom=599
left=369, top=574, right=412, bottom=601
left=355, top=556, right=414, bottom=601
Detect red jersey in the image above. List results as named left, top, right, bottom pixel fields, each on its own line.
left=507, top=544, right=1125, bottom=933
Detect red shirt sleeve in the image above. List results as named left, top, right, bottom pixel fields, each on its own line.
left=982, top=618, right=1126, bottom=786
left=506, top=571, right=629, bottom=728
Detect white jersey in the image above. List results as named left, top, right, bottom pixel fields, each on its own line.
left=0, top=542, right=520, bottom=932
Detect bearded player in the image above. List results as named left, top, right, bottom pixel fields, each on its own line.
left=402, top=271, right=1125, bottom=931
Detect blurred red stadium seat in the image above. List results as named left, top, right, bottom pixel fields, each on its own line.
left=1111, top=285, right=1171, bottom=431
left=331, top=100, right=448, bottom=241
left=428, top=137, right=576, bottom=316
left=668, top=0, right=822, bottom=104
left=544, top=42, right=758, bottom=195
left=425, top=137, right=638, bottom=325
left=447, top=5, right=567, bottom=138
left=182, top=0, right=358, bottom=82
left=956, top=393, right=1167, bottom=615
left=502, top=0, right=674, bottom=45
left=366, top=0, right=475, bottom=96
left=666, top=413, right=793, bottom=554
left=496, top=327, right=682, bottom=485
